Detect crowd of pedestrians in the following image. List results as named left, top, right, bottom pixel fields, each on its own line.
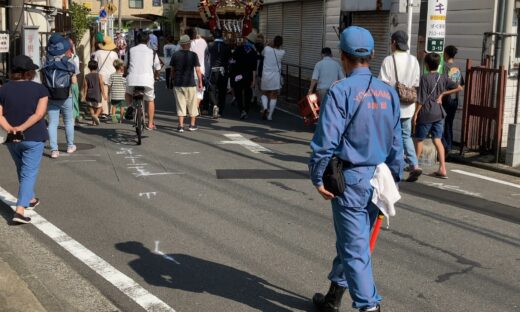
left=0, top=24, right=464, bottom=312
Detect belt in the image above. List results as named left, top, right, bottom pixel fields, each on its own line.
left=211, top=67, right=225, bottom=72
left=339, top=159, right=354, bottom=168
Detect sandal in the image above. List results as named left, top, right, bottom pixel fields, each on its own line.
left=27, top=198, right=40, bottom=210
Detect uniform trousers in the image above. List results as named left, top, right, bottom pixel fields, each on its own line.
left=328, top=167, right=382, bottom=310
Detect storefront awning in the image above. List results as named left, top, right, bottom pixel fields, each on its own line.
left=131, top=14, right=165, bottom=21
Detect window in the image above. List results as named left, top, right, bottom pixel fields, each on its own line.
left=129, top=0, right=143, bottom=9
left=153, top=0, right=161, bottom=6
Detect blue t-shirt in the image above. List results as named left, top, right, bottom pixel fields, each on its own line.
left=0, top=81, right=49, bottom=142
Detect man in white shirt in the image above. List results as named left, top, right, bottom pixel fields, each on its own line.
left=308, top=47, right=345, bottom=104
left=379, top=30, right=422, bottom=182
left=125, top=32, right=162, bottom=130
left=187, top=28, right=208, bottom=106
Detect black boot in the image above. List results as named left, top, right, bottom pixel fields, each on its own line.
left=312, top=282, right=346, bottom=312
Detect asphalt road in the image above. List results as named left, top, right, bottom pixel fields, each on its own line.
left=0, top=84, right=519, bottom=312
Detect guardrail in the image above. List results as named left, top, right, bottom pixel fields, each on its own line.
left=280, top=62, right=314, bottom=103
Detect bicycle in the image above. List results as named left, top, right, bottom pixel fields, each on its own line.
left=132, top=86, right=146, bottom=145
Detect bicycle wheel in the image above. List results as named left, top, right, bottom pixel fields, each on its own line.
left=135, top=102, right=144, bottom=145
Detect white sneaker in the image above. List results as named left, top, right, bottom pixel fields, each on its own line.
left=212, top=106, right=219, bottom=118
left=51, top=150, right=59, bottom=158
left=67, top=145, right=77, bottom=154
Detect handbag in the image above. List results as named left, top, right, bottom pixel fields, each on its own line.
left=322, top=76, right=373, bottom=196
left=5, top=131, right=24, bottom=143
left=392, top=55, right=417, bottom=105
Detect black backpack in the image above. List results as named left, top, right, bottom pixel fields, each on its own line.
left=42, top=56, right=76, bottom=100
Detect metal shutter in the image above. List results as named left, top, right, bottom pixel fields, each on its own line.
left=282, top=1, right=301, bottom=69
left=352, top=11, right=390, bottom=76
left=301, top=0, right=324, bottom=78
left=259, top=7, right=267, bottom=35
left=266, top=4, right=283, bottom=43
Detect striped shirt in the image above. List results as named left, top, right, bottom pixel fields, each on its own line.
left=109, top=73, right=126, bottom=100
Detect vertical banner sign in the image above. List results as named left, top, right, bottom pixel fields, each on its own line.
left=425, top=0, right=448, bottom=52
left=23, top=26, right=41, bottom=82
left=0, top=33, right=9, bottom=53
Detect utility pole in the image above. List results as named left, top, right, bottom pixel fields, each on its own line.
left=118, top=0, right=122, bottom=31
left=407, top=0, right=413, bottom=54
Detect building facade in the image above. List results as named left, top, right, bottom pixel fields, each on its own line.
left=259, top=0, right=519, bottom=149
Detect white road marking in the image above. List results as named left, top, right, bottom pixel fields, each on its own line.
left=117, top=148, right=183, bottom=178
left=134, top=171, right=184, bottom=178
left=174, top=152, right=200, bottom=155
left=139, top=192, right=157, bottom=199
left=220, top=133, right=271, bottom=153
left=451, top=169, right=520, bottom=189
left=425, top=182, right=482, bottom=197
left=59, top=154, right=102, bottom=157
left=0, top=186, right=176, bottom=312
left=154, top=241, right=180, bottom=265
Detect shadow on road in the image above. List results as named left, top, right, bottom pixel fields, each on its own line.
left=115, top=241, right=312, bottom=311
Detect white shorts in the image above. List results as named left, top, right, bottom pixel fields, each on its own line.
left=126, top=86, right=155, bottom=101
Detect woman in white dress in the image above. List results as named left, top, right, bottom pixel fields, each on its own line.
left=260, top=36, right=285, bottom=120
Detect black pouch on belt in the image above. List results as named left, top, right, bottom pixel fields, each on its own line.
left=322, top=157, right=345, bottom=196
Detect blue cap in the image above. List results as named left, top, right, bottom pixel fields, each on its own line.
left=339, top=26, right=374, bottom=57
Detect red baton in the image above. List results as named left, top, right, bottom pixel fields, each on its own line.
left=370, top=213, right=385, bottom=253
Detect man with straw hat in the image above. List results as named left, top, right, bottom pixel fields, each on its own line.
left=170, top=35, right=203, bottom=132
left=94, top=36, right=119, bottom=120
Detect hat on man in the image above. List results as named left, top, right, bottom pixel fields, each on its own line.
left=179, top=35, right=191, bottom=45
left=391, top=30, right=409, bottom=51
left=339, top=26, right=374, bottom=57
left=98, top=36, right=117, bottom=51
left=246, top=32, right=257, bottom=44
left=11, top=55, right=39, bottom=73
left=47, top=33, right=71, bottom=56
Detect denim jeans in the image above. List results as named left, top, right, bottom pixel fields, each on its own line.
left=7, top=141, right=44, bottom=207
left=48, top=97, right=74, bottom=151
left=401, top=118, right=418, bottom=168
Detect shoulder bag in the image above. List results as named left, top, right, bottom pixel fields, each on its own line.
left=322, top=76, right=373, bottom=196
left=392, top=54, right=417, bottom=105
left=272, top=48, right=284, bottom=89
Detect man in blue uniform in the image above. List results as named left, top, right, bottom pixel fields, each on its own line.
left=309, top=26, right=404, bottom=312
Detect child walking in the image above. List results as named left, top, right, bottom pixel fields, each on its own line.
left=109, top=59, right=126, bottom=123
left=82, top=60, right=106, bottom=125
left=413, top=52, right=462, bottom=179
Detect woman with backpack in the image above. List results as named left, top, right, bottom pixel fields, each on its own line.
left=44, top=33, right=77, bottom=159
